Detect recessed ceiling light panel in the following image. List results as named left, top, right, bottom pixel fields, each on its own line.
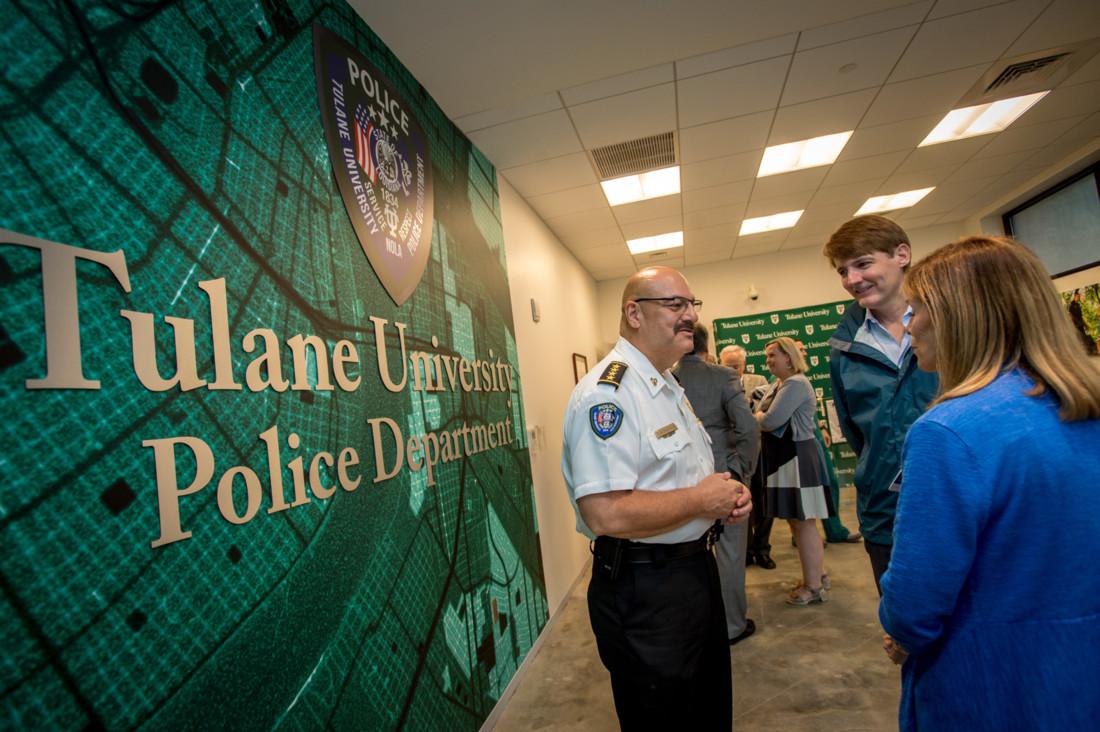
left=739, top=210, right=803, bottom=236
left=919, top=91, right=1049, bottom=147
left=757, top=131, right=853, bottom=178
left=601, top=165, right=680, bottom=206
left=626, top=230, right=683, bottom=255
left=855, top=187, right=935, bottom=215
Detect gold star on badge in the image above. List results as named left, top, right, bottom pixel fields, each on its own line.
left=651, top=378, right=658, bottom=386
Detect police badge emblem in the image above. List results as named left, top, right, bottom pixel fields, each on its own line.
left=313, top=25, right=434, bottom=305
left=590, top=403, right=623, bottom=440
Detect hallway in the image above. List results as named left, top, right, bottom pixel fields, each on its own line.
left=493, top=494, right=901, bottom=730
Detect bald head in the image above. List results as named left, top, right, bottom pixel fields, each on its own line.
left=620, top=266, right=688, bottom=328
left=621, top=265, right=684, bottom=302
left=618, top=266, right=699, bottom=371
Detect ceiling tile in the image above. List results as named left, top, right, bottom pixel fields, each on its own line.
left=927, top=0, right=1006, bottom=20
left=810, top=180, right=884, bottom=210
left=676, top=34, right=797, bottom=79
left=575, top=242, right=634, bottom=269
left=838, top=115, right=940, bottom=160
left=946, top=150, right=1036, bottom=182
left=682, top=149, right=762, bottom=191
left=1012, top=80, right=1100, bottom=128
left=799, top=2, right=932, bottom=50
left=1062, top=47, right=1100, bottom=87
left=733, top=232, right=787, bottom=258
left=894, top=136, right=988, bottom=173
left=878, top=165, right=959, bottom=194
left=685, top=247, right=734, bottom=266
left=1019, top=127, right=1099, bottom=170
left=752, top=167, right=830, bottom=200
left=889, top=212, right=947, bottom=229
left=454, top=93, right=562, bottom=133
left=569, top=83, right=677, bottom=150
left=683, top=180, right=753, bottom=212
left=621, top=215, right=684, bottom=240
left=527, top=184, right=608, bottom=220
left=685, top=223, right=738, bottom=246
left=558, top=225, right=624, bottom=251
left=612, top=195, right=682, bottom=226
left=544, top=206, right=619, bottom=238
left=906, top=175, right=997, bottom=214
left=560, top=64, right=674, bottom=106
left=823, top=150, right=908, bottom=186
left=769, top=88, right=876, bottom=146
left=861, top=64, right=989, bottom=128
left=501, top=152, right=597, bottom=197
left=1007, top=0, right=1100, bottom=56
left=680, top=111, right=773, bottom=163
left=677, top=56, right=790, bottom=128
left=781, top=26, right=917, bottom=106
left=889, top=0, right=1047, bottom=82
left=744, top=189, right=815, bottom=217
left=633, top=251, right=685, bottom=268
left=972, top=114, right=1086, bottom=158
left=684, top=204, right=744, bottom=230
left=468, top=109, right=581, bottom=169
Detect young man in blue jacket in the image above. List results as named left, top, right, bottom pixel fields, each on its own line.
left=823, top=216, right=938, bottom=594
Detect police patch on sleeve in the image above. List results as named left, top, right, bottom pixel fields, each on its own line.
left=589, top=403, right=624, bottom=440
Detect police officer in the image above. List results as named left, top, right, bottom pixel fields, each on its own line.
left=562, top=266, right=751, bottom=730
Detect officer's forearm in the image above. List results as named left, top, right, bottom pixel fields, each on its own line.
left=577, top=488, right=709, bottom=539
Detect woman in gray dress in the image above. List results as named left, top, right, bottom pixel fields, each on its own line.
left=754, top=336, right=836, bottom=605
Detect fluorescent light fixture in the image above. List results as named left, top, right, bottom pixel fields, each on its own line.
left=739, top=210, right=803, bottom=236
left=855, top=187, right=935, bottom=215
left=919, top=91, right=1049, bottom=147
left=627, top=230, right=683, bottom=255
left=601, top=166, right=681, bottom=206
left=757, top=131, right=853, bottom=177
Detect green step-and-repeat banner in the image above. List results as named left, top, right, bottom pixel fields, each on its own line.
left=713, top=301, right=858, bottom=486
left=0, top=2, right=547, bottom=729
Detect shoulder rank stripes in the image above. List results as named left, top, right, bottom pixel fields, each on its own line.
left=597, top=361, right=628, bottom=390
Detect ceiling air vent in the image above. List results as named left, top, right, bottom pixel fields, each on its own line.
left=984, top=53, right=1069, bottom=93
left=590, top=131, right=676, bottom=179
left=957, top=39, right=1100, bottom=106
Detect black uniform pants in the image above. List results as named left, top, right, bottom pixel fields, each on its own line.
left=587, top=543, right=731, bottom=730
left=747, top=461, right=773, bottom=555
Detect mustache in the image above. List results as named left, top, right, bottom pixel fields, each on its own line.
left=675, top=323, right=694, bottom=333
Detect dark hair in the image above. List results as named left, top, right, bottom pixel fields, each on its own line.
left=693, top=323, right=709, bottom=355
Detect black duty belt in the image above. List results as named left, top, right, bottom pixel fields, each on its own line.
left=593, top=525, right=718, bottom=568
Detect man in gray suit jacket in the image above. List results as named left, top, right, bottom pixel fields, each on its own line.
left=675, top=325, right=761, bottom=644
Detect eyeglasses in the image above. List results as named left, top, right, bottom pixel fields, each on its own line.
left=631, top=297, right=703, bottom=313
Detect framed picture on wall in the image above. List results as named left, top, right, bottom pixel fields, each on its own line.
left=572, top=353, right=588, bottom=383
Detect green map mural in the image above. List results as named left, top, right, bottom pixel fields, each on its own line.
left=713, top=301, right=858, bottom=486
left=0, top=1, right=547, bottom=729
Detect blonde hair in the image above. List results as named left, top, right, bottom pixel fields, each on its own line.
left=765, top=337, right=807, bottom=374
left=904, top=236, right=1100, bottom=420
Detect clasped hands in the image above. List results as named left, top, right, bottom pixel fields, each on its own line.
left=698, top=472, right=752, bottom=524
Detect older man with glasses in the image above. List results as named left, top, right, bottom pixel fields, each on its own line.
left=562, top=266, right=751, bottom=729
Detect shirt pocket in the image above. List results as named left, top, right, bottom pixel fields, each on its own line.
left=647, top=427, right=689, bottom=462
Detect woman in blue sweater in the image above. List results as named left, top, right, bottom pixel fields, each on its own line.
left=878, top=236, right=1100, bottom=730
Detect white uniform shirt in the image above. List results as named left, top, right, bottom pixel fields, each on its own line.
left=561, top=336, right=715, bottom=544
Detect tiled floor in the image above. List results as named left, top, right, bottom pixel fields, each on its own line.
left=492, top=493, right=901, bottom=730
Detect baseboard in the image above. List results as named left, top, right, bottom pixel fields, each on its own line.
left=478, top=557, right=591, bottom=731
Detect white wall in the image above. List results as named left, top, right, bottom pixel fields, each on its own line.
left=594, top=221, right=967, bottom=349
left=501, top=179, right=596, bottom=613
